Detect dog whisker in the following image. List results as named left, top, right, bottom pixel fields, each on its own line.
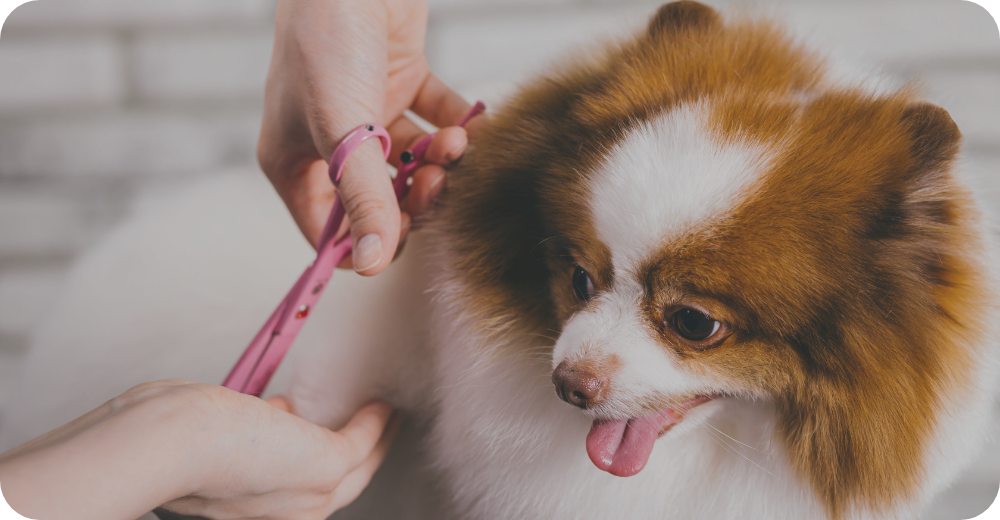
left=705, top=424, right=765, bottom=454
left=704, top=429, right=781, bottom=481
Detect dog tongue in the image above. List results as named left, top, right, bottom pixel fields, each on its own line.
left=586, top=411, right=673, bottom=477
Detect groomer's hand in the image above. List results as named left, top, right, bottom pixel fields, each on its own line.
left=258, top=0, right=474, bottom=273
left=0, top=381, right=401, bottom=520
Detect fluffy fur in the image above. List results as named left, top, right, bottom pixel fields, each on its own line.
left=2, top=3, right=998, bottom=519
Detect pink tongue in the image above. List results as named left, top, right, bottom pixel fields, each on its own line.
left=586, top=412, right=674, bottom=477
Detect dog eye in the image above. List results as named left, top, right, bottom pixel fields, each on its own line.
left=572, top=266, right=595, bottom=301
left=671, top=308, right=721, bottom=342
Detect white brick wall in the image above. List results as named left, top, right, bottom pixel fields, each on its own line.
left=132, top=29, right=273, bottom=103
left=0, top=35, right=125, bottom=113
left=427, top=0, right=574, bottom=11
left=429, top=4, right=655, bottom=91
left=0, top=266, right=64, bottom=343
left=780, top=0, right=1000, bottom=63
left=0, top=185, right=119, bottom=258
left=5, top=0, right=276, bottom=29
left=0, top=110, right=262, bottom=178
left=921, top=67, right=1000, bottom=148
left=0, top=0, right=277, bottom=364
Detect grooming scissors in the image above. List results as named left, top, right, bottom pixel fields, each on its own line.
left=222, top=101, right=485, bottom=397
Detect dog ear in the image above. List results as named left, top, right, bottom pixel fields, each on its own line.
left=859, top=103, right=962, bottom=242
left=647, top=1, right=720, bottom=38
left=900, top=102, right=961, bottom=174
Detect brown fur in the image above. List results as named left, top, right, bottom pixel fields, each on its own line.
left=639, top=91, right=988, bottom=517
left=571, top=353, right=623, bottom=381
left=435, top=2, right=990, bottom=518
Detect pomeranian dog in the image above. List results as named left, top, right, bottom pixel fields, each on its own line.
left=2, top=2, right=998, bottom=519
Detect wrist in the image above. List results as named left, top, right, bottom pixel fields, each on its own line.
left=130, top=389, right=217, bottom=503
left=0, top=384, right=210, bottom=520
left=144, top=384, right=242, bottom=501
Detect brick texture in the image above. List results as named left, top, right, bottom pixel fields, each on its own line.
left=920, top=66, right=1000, bottom=148
left=781, top=0, right=1000, bottom=64
left=0, top=176, right=130, bottom=257
left=0, top=266, right=65, bottom=340
left=0, top=109, right=263, bottom=178
left=132, top=29, right=273, bottom=103
left=5, top=0, right=276, bottom=29
left=0, top=35, right=125, bottom=114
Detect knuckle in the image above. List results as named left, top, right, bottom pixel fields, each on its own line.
left=256, top=146, right=278, bottom=176
left=340, top=189, right=394, bottom=226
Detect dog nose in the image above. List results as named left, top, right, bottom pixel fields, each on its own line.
left=552, top=361, right=607, bottom=409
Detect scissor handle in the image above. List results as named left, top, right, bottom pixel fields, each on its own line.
left=222, top=102, right=485, bottom=397
left=222, top=125, right=391, bottom=396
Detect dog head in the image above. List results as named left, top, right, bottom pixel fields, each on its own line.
left=438, top=2, right=995, bottom=517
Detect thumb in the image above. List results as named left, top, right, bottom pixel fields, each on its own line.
left=277, top=0, right=394, bottom=268
left=335, top=138, right=400, bottom=275
left=328, top=401, right=395, bottom=469
left=264, top=395, right=293, bottom=413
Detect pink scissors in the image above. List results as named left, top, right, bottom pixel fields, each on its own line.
left=222, top=101, right=485, bottom=397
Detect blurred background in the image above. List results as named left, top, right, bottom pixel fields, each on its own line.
left=0, top=0, right=997, bottom=518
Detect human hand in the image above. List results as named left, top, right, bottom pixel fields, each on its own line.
left=160, top=385, right=400, bottom=519
left=257, top=0, right=474, bottom=274
left=0, top=381, right=401, bottom=520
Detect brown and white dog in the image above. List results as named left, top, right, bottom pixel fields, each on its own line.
left=2, top=2, right=997, bottom=519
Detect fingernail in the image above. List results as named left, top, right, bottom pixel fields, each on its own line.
left=353, top=234, right=383, bottom=272
left=445, top=142, right=467, bottom=163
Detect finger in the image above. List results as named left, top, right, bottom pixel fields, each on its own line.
left=277, top=159, right=337, bottom=249
left=410, top=74, right=472, bottom=129
left=399, top=210, right=412, bottom=244
left=328, top=401, right=394, bottom=469
left=386, top=118, right=463, bottom=209
left=422, top=126, right=467, bottom=166
left=337, top=139, right=401, bottom=275
left=257, top=0, right=395, bottom=248
left=290, top=2, right=393, bottom=260
left=386, top=115, right=466, bottom=164
left=386, top=116, right=428, bottom=169
left=389, top=123, right=463, bottom=221
left=402, top=164, right=446, bottom=220
left=394, top=212, right=412, bottom=260
left=328, top=413, right=404, bottom=512
left=265, top=395, right=293, bottom=414
left=336, top=209, right=411, bottom=269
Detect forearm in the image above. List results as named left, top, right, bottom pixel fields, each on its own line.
left=0, top=393, right=202, bottom=520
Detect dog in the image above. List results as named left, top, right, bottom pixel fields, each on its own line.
left=2, top=2, right=998, bottom=519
